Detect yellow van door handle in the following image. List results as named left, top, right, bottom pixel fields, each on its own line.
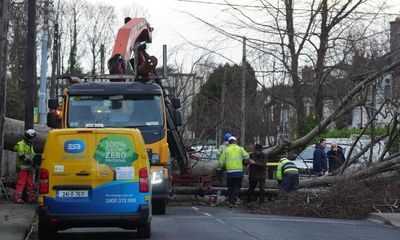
left=76, top=171, right=91, bottom=176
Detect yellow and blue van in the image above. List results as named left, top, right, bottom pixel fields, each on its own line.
left=38, top=128, right=151, bottom=239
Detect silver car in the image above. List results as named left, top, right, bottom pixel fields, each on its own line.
left=293, top=137, right=386, bottom=177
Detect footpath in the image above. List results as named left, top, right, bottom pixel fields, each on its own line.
left=0, top=202, right=37, bottom=240
left=369, top=213, right=400, bottom=228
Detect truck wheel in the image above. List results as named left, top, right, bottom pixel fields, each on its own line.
left=137, top=222, right=151, bottom=239
left=38, top=220, right=57, bottom=240
left=152, top=198, right=167, bottom=215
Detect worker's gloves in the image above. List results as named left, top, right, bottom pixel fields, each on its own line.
left=22, top=154, right=33, bottom=164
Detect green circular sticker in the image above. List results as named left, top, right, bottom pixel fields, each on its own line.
left=93, top=135, right=139, bottom=168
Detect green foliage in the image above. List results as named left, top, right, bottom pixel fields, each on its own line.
left=6, top=79, right=25, bottom=120
left=189, top=62, right=258, bottom=142
left=296, top=116, right=391, bottom=149
left=6, top=2, right=28, bottom=120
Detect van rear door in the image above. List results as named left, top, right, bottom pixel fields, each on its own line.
left=43, top=129, right=149, bottom=215
left=43, top=129, right=97, bottom=214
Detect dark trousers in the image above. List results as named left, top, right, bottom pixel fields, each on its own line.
left=227, top=177, right=243, bottom=204
left=247, top=178, right=266, bottom=202
left=281, top=174, right=299, bottom=194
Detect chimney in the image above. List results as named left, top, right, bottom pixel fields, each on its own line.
left=390, top=17, right=400, bottom=53
left=301, top=66, right=314, bottom=83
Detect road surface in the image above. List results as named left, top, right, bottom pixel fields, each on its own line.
left=55, top=205, right=400, bottom=240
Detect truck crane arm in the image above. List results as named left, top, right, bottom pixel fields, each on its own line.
left=108, top=17, right=189, bottom=172
left=109, top=17, right=157, bottom=77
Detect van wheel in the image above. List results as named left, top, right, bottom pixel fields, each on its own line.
left=137, top=222, right=151, bottom=239
left=38, top=221, right=57, bottom=240
left=152, top=198, right=167, bottom=215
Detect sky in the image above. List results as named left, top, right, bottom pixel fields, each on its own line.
left=82, top=0, right=400, bottom=72
left=84, top=0, right=251, bottom=67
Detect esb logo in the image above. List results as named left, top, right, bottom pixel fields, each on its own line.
left=64, top=140, right=85, bottom=153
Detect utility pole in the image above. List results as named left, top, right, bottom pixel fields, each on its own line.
left=219, top=65, right=227, bottom=144
left=50, top=0, right=61, bottom=98
left=39, top=0, right=50, bottom=124
left=0, top=0, right=10, bottom=180
left=100, top=44, right=105, bottom=75
left=25, top=0, right=36, bottom=130
left=369, top=83, right=376, bottom=165
left=241, top=36, right=246, bottom=146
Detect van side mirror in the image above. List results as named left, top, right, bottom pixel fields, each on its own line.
left=172, top=98, right=181, bottom=109
left=173, top=110, right=182, bottom=127
left=48, top=99, right=59, bottom=110
left=47, top=111, right=59, bottom=128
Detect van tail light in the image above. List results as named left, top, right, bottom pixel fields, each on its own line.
left=39, top=168, right=49, bottom=194
left=139, top=168, right=149, bottom=192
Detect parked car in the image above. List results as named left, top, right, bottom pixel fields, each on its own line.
left=293, top=137, right=387, bottom=177
left=199, top=149, right=219, bottom=162
left=189, top=149, right=219, bottom=176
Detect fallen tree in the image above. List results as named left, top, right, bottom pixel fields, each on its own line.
left=3, top=117, right=50, bottom=153
left=266, top=56, right=400, bottom=157
left=300, top=155, right=400, bottom=188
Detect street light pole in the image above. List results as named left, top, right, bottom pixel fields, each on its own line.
left=38, top=0, right=50, bottom=124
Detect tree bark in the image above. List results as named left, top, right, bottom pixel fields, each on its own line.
left=300, top=156, right=400, bottom=187
left=0, top=0, right=10, bottom=174
left=314, top=0, right=329, bottom=120
left=3, top=117, right=50, bottom=153
left=25, top=0, right=36, bottom=130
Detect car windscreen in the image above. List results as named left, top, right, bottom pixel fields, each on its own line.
left=68, top=95, right=164, bottom=128
left=299, top=144, right=352, bottom=161
left=200, top=151, right=218, bottom=160
left=297, top=145, right=316, bottom=161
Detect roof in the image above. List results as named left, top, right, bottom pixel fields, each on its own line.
left=68, top=82, right=163, bottom=95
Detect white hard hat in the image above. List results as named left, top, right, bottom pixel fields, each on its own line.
left=24, top=129, right=37, bottom=140
left=228, top=136, right=237, bottom=142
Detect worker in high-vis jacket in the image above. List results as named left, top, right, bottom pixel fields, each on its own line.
left=13, top=129, right=37, bottom=204
left=216, top=133, right=232, bottom=183
left=219, top=136, right=251, bottom=207
left=276, top=158, right=299, bottom=195
left=217, top=133, right=231, bottom=158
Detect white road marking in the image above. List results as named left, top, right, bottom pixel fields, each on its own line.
left=191, top=206, right=200, bottom=211
left=216, top=219, right=226, bottom=224
left=228, top=217, right=365, bottom=225
left=202, top=212, right=212, bottom=217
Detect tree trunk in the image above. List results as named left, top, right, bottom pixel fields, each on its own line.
left=314, top=0, right=329, bottom=120
left=0, top=0, right=10, bottom=174
left=267, top=57, right=400, bottom=157
left=3, top=117, right=50, bottom=153
left=300, top=156, right=400, bottom=187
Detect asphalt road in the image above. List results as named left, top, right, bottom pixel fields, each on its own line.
left=56, top=205, right=400, bottom=240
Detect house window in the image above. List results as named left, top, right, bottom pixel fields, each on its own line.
left=384, top=81, right=391, bottom=98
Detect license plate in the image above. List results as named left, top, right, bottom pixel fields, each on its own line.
left=57, top=190, right=89, bottom=198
